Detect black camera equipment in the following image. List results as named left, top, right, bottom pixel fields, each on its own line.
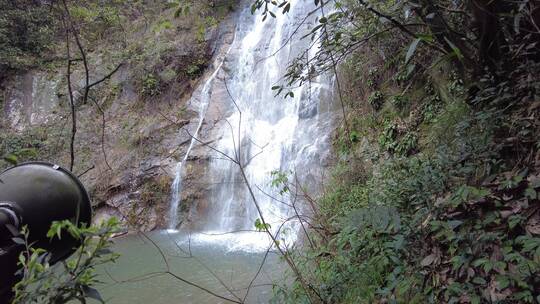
left=0, top=162, right=92, bottom=303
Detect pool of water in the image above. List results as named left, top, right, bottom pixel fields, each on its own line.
left=94, top=231, right=284, bottom=304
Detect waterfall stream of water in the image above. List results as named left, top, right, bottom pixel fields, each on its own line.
left=168, top=59, right=229, bottom=230
left=169, top=0, right=335, bottom=251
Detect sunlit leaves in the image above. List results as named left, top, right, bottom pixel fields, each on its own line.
left=13, top=218, right=120, bottom=304
left=444, top=37, right=464, bottom=61
left=254, top=218, right=271, bottom=231
left=270, top=170, right=290, bottom=194
left=3, top=153, right=18, bottom=165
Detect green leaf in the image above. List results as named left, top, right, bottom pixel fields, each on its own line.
left=406, top=64, right=415, bottom=77
left=405, top=38, right=421, bottom=64
left=282, top=3, right=290, bottom=14
left=472, top=258, right=488, bottom=267
left=444, top=37, right=463, bottom=61
left=310, top=24, right=324, bottom=34
left=12, top=237, right=25, bottom=245
left=19, top=253, right=26, bottom=266
left=174, top=7, right=183, bottom=18
left=83, top=286, right=105, bottom=303
left=420, top=253, right=436, bottom=266
left=496, top=275, right=510, bottom=290
left=447, top=220, right=463, bottom=230
left=508, top=215, right=523, bottom=229
left=3, top=154, right=18, bottom=165
left=319, top=17, right=327, bottom=23
left=525, top=187, right=537, bottom=199
left=349, top=130, right=360, bottom=143
left=472, top=277, right=486, bottom=285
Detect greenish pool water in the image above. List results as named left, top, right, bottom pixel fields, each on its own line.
left=94, top=231, right=284, bottom=304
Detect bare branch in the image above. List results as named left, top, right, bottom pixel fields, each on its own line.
left=243, top=244, right=273, bottom=302
left=164, top=232, right=244, bottom=302
left=60, top=13, right=77, bottom=172
left=184, top=129, right=238, bottom=164
left=77, top=165, right=95, bottom=178
left=87, top=63, right=123, bottom=90
left=139, top=232, right=243, bottom=304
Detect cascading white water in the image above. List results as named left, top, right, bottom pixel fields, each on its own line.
left=168, top=56, right=231, bottom=230
left=169, top=0, right=335, bottom=250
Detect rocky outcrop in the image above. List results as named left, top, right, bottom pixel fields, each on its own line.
left=0, top=3, right=239, bottom=231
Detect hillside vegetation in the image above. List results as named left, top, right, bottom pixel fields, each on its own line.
left=263, top=1, right=540, bottom=303
left=1, top=0, right=539, bottom=303
left=0, top=0, right=237, bottom=230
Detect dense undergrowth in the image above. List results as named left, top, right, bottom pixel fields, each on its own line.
left=318, top=88, right=538, bottom=303
left=266, top=1, right=540, bottom=303
left=275, top=59, right=540, bottom=304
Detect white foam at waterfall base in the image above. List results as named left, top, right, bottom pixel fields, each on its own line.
left=190, top=231, right=279, bottom=253
left=168, top=0, right=334, bottom=253
left=165, top=223, right=301, bottom=253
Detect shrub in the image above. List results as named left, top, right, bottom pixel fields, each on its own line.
left=0, top=1, right=54, bottom=72
left=368, top=91, right=384, bottom=111
left=390, top=94, right=408, bottom=109
left=140, top=74, right=161, bottom=97
left=13, top=218, right=120, bottom=303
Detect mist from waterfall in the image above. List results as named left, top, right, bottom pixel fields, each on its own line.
left=169, top=0, right=335, bottom=251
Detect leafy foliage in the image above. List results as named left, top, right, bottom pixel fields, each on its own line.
left=368, top=91, right=384, bottom=111
left=0, top=0, right=54, bottom=73
left=254, top=218, right=271, bottom=232
left=281, top=92, right=540, bottom=302
left=13, top=218, right=120, bottom=304
left=0, top=129, right=51, bottom=170
left=141, top=74, right=161, bottom=97
left=263, top=1, right=540, bottom=302
left=390, top=94, right=408, bottom=110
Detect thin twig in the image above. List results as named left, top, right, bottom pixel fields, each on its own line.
left=139, top=232, right=243, bottom=304
left=77, top=165, right=95, bottom=178
left=60, top=13, right=77, bottom=172
left=243, top=244, right=273, bottom=302
left=87, top=63, right=123, bottom=90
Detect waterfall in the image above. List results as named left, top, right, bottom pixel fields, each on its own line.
left=169, top=0, right=335, bottom=250
left=168, top=54, right=230, bottom=230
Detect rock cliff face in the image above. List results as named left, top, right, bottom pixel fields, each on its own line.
left=0, top=3, right=238, bottom=231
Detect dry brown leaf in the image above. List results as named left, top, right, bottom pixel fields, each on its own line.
left=421, top=253, right=437, bottom=267
left=526, top=213, right=540, bottom=235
